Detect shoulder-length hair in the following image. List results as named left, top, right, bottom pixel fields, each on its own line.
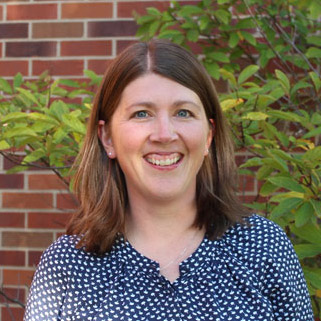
left=67, top=39, right=250, bottom=254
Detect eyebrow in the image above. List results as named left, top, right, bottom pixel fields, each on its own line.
left=126, top=100, right=202, bottom=110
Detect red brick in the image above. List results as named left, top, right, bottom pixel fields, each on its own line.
left=0, top=42, right=2, bottom=56
left=88, top=21, right=138, bottom=37
left=3, top=269, right=34, bottom=286
left=32, top=60, right=84, bottom=76
left=28, top=251, right=43, bottom=267
left=2, top=231, right=53, bottom=248
left=0, top=174, right=24, bottom=189
left=62, top=3, right=112, bottom=19
left=61, top=40, right=112, bottom=56
left=3, top=192, right=53, bottom=209
left=7, top=4, right=57, bottom=20
left=28, top=212, right=71, bottom=229
left=28, top=174, right=67, bottom=190
left=87, top=59, right=112, bottom=75
left=1, top=306, right=24, bottom=321
left=6, top=41, right=57, bottom=57
left=118, top=1, right=170, bottom=18
left=116, top=40, right=136, bottom=54
left=57, top=193, right=79, bottom=210
left=0, top=287, right=25, bottom=304
left=33, top=22, right=83, bottom=38
left=0, top=61, right=28, bottom=76
left=0, top=23, right=28, bottom=39
left=0, top=5, right=3, bottom=20
left=239, top=174, right=255, bottom=192
left=0, top=251, right=25, bottom=266
left=0, top=212, right=25, bottom=228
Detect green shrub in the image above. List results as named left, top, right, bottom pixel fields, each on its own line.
left=134, top=0, right=321, bottom=316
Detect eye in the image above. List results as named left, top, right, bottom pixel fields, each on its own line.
left=176, top=109, right=192, bottom=118
left=134, top=110, right=149, bottom=118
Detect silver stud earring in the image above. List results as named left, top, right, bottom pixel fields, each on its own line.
left=108, top=152, right=112, bottom=156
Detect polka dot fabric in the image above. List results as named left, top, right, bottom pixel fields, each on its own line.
left=24, top=215, right=313, bottom=321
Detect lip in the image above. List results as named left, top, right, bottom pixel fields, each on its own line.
left=144, top=152, right=183, bottom=170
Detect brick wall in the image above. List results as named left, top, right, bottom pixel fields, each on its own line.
left=0, top=1, right=256, bottom=320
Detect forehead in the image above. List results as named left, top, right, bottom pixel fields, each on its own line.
left=118, top=73, right=203, bottom=107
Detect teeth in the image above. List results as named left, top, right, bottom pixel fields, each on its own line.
left=147, top=156, right=180, bottom=166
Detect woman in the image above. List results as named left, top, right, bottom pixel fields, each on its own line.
left=24, top=40, right=313, bottom=321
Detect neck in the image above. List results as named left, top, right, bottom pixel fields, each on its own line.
left=125, top=191, right=198, bottom=242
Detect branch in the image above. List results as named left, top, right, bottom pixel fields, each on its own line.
left=0, top=289, right=25, bottom=309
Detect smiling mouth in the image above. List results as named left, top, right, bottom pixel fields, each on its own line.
left=145, top=154, right=182, bottom=166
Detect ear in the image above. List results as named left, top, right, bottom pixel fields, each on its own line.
left=204, top=119, right=215, bottom=156
left=98, top=120, right=116, bottom=158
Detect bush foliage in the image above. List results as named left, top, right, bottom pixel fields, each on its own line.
left=135, top=0, right=321, bottom=316
left=0, top=0, right=320, bottom=317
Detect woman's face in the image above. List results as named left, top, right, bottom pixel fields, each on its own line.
left=100, top=73, right=212, bottom=203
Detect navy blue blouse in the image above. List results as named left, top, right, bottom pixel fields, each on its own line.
left=24, top=215, right=313, bottom=321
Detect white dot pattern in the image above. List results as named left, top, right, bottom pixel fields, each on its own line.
left=24, top=215, right=313, bottom=321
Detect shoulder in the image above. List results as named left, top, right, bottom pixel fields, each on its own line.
left=221, top=214, right=295, bottom=262
left=39, top=235, right=99, bottom=272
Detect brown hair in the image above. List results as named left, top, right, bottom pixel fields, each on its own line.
left=67, top=39, right=250, bottom=254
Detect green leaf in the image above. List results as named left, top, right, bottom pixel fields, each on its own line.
left=16, top=88, right=41, bottom=107
left=240, top=31, right=256, bottom=45
left=220, top=98, right=243, bottom=111
left=0, top=78, right=13, bottom=94
left=53, top=127, right=68, bottom=144
left=4, top=127, right=37, bottom=139
left=213, top=9, right=230, bottom=24
left=268, top=176, right=305, bottom=193
left=58, top=79, right=80, bottom=88
left=243, top=112, right=268, bottom=120
left=239, top=157, right=263, bottom=168
left=27, top=113, right=60, bottom=125
left=238, top=65, right=259, bottom=85
left=269, top=198, right=302, bottom=219
left=228, top=32, right=239, bottom=48
left=146, top=7, right=161, bottom=15
left=186, top=29, right=199, bottom=42
left=290, top=81, right=312, bottom=97
left=207, top=52, right=230, bottom=63
left=268, top=110, right=302, bottom=122
left=309, top=71, right=321, bottom=91
left=291, top=223, right=321, bottom=245
left=178, top=5, right=204, bottom=16
left=306, top=47, right=321, bottom=58
left=219, top=68, right=237, bottom=86
left=260, top=181, right=278, bottom=196
left=23, top=148, right=46, bottom=164
left=295, top=202, right=314, bottom=227
left=307, top=36, right=321, bottom=46
left=294, top=244, right=321, bottom=260
left=1, top=112, right=28, bottom=123
left=275, top=69, right=290, bottom=94
left=6, top=165, right=28, bottom=174
left=303, top=267, right=321, bottom=289
left=256, top=165, right=274, bottom=180
left=0, top=140, right=10, bottom=150
left=310, top=199, right=321, bottom=217
left=302, top=146, right=321, bottom=163
left=49, top=100, right=69, bottom=121
left=62, top=114, right=86, bottom=135
left=302, top=126, right=321, bottom=139
left=149, top=20, right=161, bottom=36
left=13, top=73, right=23, bottom=90
left=204, top=62, right=220, bottom=80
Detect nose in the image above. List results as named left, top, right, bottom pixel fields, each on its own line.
left=149, top=115, right=178, bottom=143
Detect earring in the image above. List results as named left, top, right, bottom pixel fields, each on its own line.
left=108, top=152, right=112, bottom=157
